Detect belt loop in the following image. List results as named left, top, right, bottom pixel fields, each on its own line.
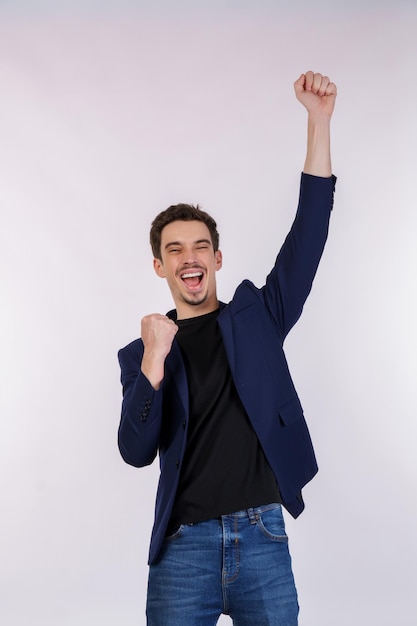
left=247, top=508, right=257, bottom=524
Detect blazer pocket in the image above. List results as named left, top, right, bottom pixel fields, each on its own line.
left=278, top=396, right=304, bottom=426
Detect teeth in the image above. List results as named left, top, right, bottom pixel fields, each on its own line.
left=182, top=272, right=203, bottom=279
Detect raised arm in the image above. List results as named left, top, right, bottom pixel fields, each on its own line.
left=261, top=71, right=337, bottom=337
left=294, top=71, right=337, bottom=177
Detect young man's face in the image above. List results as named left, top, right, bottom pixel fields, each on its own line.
left=153, top=220, right=222, bottom=319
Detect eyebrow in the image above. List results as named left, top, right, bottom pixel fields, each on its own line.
left=164, top=238, right=212, bottom=250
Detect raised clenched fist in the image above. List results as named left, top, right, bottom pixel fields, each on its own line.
left=294, top=71, right=337, bottom=119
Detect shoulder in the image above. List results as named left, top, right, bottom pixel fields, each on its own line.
left=218, top=280, right=264, bottom=322
left=229, top=279, right=263, bottom=310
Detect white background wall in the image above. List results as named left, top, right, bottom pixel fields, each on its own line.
left=1, top=1, right=416, bottom=624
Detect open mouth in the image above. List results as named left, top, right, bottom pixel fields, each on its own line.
left=180, top=271, right=204, bottom=289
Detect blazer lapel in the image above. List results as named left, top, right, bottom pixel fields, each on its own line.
left=164, top=340, right=189, bottom=415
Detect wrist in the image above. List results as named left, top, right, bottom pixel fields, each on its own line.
left=141, top=350, right=166, bottom=390
left=303, top=118, right=332, bottom=177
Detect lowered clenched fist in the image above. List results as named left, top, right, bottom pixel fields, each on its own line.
left=140, top=314, right=178, bottom=389
left=141, top=313, right=178, bottom=359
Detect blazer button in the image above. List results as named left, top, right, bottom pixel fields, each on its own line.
left=176, top=460, right=180, bottom=469
left=182, top=421, right=186, bottom=429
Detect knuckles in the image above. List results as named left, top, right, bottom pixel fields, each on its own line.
left=141, top=314, right=178, bottom=342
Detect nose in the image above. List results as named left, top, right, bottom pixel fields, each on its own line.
left=181, top=249, right=198, bottom=265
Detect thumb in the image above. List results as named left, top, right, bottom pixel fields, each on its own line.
left=293, top=73, right=306, bottom=95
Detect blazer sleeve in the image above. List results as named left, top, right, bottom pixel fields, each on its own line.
left=117, top=340, right=164, bottom=467
left=263, top=173, right=336, bottom=339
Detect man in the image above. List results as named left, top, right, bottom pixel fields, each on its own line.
left=118, top=71, right=337, bottom=625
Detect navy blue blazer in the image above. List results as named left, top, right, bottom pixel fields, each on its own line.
left=118, top=173, right=336, bottom=565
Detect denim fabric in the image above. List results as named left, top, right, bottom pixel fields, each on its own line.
left=146, top=503, right=299, bottom=625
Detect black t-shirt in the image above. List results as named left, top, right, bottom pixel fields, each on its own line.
left=168, top=309, right=280, bottom=531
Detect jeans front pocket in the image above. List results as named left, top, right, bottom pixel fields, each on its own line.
left=256, top=506, right=288, bottom=542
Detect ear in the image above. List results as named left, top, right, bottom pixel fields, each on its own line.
left=215, top=249, right=223, bottom=271
left=153, top=257, right=166, bottom=278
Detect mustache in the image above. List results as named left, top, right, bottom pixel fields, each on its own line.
left=176, top=263, right=205, bottom=276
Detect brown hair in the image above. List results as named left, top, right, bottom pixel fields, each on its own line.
left=150, top=203, right=220, bottom=260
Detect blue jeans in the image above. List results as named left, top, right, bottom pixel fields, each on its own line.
left=146, top=503, right=299, bottom=625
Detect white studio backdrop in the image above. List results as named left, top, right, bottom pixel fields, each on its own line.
left=1, top=1, right=416, bottom=624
